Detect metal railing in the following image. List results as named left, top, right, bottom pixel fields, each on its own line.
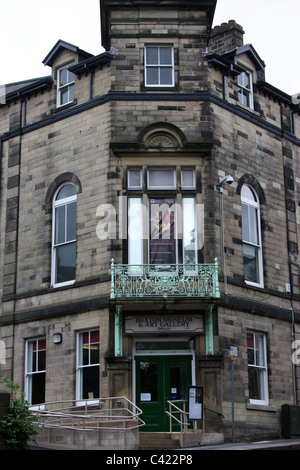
left=166, top=400, right=225, bottom=446
left=31, top=396, right=145, bottom=450
left=165, top=400, right=193, bottom=447
left=110, top=258, right=220, bottom=299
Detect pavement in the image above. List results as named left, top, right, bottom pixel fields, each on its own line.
left=184, top=437, right=300, bottom=450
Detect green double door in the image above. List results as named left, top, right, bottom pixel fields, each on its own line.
left=135, top=355, right=192, bottom=432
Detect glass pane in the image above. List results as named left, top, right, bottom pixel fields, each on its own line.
left=249, top=206, right=258, bottom=245
left=248, top=367, right=265, bottom=401
left=90, top=343, right=99, bottom=365
left=90, top=330, right=100, bottom=344
left=38, top=339, right=46, bottom=351
left=170, top=361, right=187, bottom=400
left=66, top=202, right=77, bottom=241
left=38, top=350, right=46, bottom=372
left=160, top=47, right=172, bottom=65
left=146, top=67, right=159, bottom=85
left=140, top=361, right=158, bottom=401
left=136, top=341, right=190, bottom=352
left=160, top=67, right=173, bottom=85
left=55, top=205, right=65, bottom=244
left=128, top=198, right=143, bottom=266
left=56, top=183, right=76, bottom=200
left=82, top=366, right=99, bottom=399
left=31, top=373, right=46, bottom=405
left=148, top=169, right=175, bottom=188
left=255, top=334, right=265, bottom=366
left=60, top=88, right=69, bottom=105
left=56, top=243, right=76, bottom=283
left=59, top=68, right=68, bottom=86
left=27, top=342, right=34, bottom=373
left=32, top=350, right=37, bottom=373
left=82, top=344, right=89, bottom=366
left=242, top=203, right=250, bottom=242
left=241, top=185, right=256, bottom=202
left=149, top=198, right=176, bottom=265
left=183, top=198, right=196, bottom=265
left=69, top=84, right=75, bottom=102
left=146, top=47, right=158, bottom=65
left=68, top=70, right=75, bottom=83
left=128, top=169, right=142, bottom=188
left=243, top=244, right=258, bottom=283
left=182, top=169, right=194, bottom=188
left=247, top=333, right=255, bottom=365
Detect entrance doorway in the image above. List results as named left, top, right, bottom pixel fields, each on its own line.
left=134, top=341, right=193, bottom=432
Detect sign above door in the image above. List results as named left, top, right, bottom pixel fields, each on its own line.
left=124, top=314, right=204, bottom=335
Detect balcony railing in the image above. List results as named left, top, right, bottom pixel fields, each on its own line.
left=110, top=259, right=220, bottom=299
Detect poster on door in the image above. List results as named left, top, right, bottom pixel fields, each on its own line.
left=188, top=386, right=203, bottom=420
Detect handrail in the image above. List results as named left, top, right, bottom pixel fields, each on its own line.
left=111, top=258, right=220, bottom=299
left=166, top=400, right=192, bottom=447
left=205, top=407, right=225, bottom=419
left=166, top=400, right=224, bottom=444
left=31, top=396, right=145, bottom=432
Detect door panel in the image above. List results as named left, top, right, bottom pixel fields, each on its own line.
left=136, top=355, right=192, bottom=432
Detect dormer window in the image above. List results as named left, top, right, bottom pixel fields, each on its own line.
left=57, top=64, right=75, bottom=107
left=237, top=70, right=253, bottom=109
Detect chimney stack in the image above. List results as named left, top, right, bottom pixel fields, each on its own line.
left=209, top=20, right=244, bottom=55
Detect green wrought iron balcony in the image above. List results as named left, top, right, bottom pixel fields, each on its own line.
left=110, top=259, right=220, bottom=300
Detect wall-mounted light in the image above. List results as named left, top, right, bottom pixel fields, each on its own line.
left=53, top=333, right=62, bottom=344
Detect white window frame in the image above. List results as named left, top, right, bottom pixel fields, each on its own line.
left=57, top=63, right=75, bottom=107
left=241, top=185, right=264, bottom=288
left=25, top=338, right=46, bottom=407
left=147, top=168, right=176, bottom=190
left=181, top=169, right=196, bottom=189
left=144, top=45, right=175, bottom=87
left=51, top=183, right=77, bottom=288
left=247, top=331, right=269, bottom=406
left=237, top=70, right=254, bottom=109
left=76, top=329, right=100, bottom=404
left=128, top=168, right=142, bottom=189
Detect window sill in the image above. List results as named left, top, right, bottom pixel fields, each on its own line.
left=245, top=280, right=264, bottom=289
left=247, top=403, right=277, bottom=412
left=236, top=101, right=259, bottom=116
left=51, top=99, right=77, bottom=114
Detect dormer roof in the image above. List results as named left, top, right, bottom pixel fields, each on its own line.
left=223, top=43, right=266, bottom=72
left=42, top=40, right=93, bottom=67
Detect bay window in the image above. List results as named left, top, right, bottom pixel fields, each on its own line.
left=127, top=168, right=197, bottom=267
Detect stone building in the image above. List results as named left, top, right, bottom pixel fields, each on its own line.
left=0, top=0, right=299, bottom=445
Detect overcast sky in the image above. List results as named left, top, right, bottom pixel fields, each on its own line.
left=0, top=0, right=299, bottom=95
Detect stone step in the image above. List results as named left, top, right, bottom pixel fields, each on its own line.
left=139, top=432, right=181, bottom=449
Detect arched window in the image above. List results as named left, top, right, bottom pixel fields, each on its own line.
left=52, top=182, right=77, bottom=287
left=241, top=184, right=263, bottom=287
